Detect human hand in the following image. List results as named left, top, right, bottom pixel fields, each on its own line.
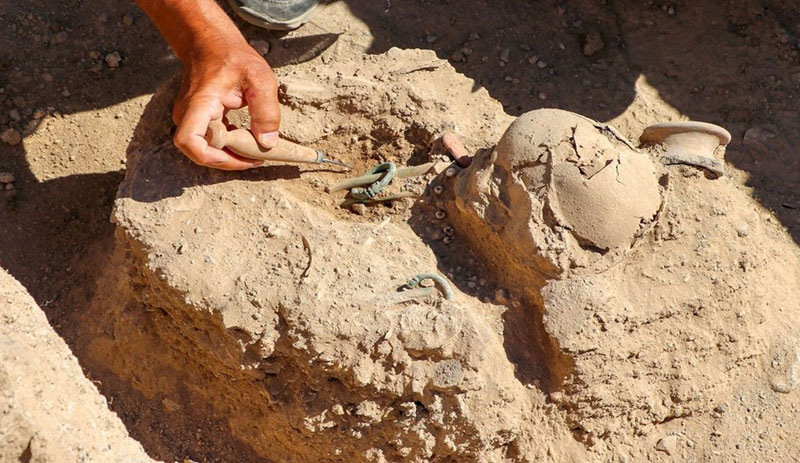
left=172, top=41, right=281, bottom=170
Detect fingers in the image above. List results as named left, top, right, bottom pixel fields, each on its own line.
left=244, top=71, right=281, bottom=149
left=174, top=100, right=263, bottom=171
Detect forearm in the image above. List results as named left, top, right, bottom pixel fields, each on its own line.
left=135, top=0, right=246, bottom=61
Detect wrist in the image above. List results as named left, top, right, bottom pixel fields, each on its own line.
left=183, top=27, right=249, bottom=64
left=137, top=0, right=247, bottom=62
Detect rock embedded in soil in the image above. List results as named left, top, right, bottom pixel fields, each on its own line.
left=582, top=30, right=605, bottom=56
left=655, top=435, right=678, bottom=455
left=743, top=126, right=777, bottom=149
left=52, top=30, right=69, bottom=44
left=249, top=39, right=270, bottom=56
left=450, top=50, right=465, bottom=62
left=1, top=128, right=21, bottom=145
left=104, top=51, right=122, bottom=68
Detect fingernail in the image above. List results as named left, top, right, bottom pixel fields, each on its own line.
left=259, top=131, right=279, bottom=148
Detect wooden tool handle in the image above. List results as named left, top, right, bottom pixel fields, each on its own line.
left=205, top=120, right=320, bottom=164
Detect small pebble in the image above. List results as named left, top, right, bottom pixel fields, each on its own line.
left=743, top=126, right=776, bottom=148
left=425, top=34, right=437, bottom=44
left=445, top=167, right=458, bottom=177
left=433, top=185, right=443, bottom=195
left=442, top=236, right=453, bottom=244
left=0, top=172, right=15, bottom=183
left=9, top=109, right=21, bottom=122
left=0, top=128, right=21, bottom=146
left=450, top=51, right=465, bottom=62
left=582, top=30, right=605, bottom=56
left=41, top=72, right=53, bottom=82
left=12, top=96, right=26, bottom=108
left=351, top=203, right=367, bottom=215
left=655, top=435, right=678, bottom=455
left=249, top=39, right=270, bottom=56
left=537, top=60, right=548, bottom=68
left=122, top=14, right=134, bottom=26
left=52, top=31, right=69, bottom=44
left=434, top=210, right=446, bottom=220
left=89, top=50, right=101, bottom=60
left=105, top=52, right=122, bottom=68
left=162, top=398, right=180, bottom=413
left=736, top=225, right=749, bottom=238
left=499, top=48, right=510, bottom=62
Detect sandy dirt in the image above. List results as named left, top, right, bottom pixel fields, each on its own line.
left=2, top=0, right=800, bottom=462
left=0, top=269, right=155, bottom=463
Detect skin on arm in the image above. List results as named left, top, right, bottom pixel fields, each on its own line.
left=135, top=0, right=280, bottom=170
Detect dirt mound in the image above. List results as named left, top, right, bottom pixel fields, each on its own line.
left=64, top=47, right=800, bottom=463
left=0, top=269, right=154, bottom=463
left=445, top=105, right=800, bottom=445
left=72, top=48, right=584, bottom=462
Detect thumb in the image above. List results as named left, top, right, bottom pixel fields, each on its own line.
left=245, top=75, right=281, bottom=149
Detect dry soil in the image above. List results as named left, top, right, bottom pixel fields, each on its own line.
left=2, top=1, right=800, bottom=462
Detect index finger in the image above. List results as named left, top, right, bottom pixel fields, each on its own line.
left=174, top=104, right=264, bottom=171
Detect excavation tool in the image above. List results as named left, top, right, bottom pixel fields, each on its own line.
left=205, top=120, right=351, bottom=168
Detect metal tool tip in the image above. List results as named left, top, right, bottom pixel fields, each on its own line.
left=323, top=157, right=353, bottom=169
